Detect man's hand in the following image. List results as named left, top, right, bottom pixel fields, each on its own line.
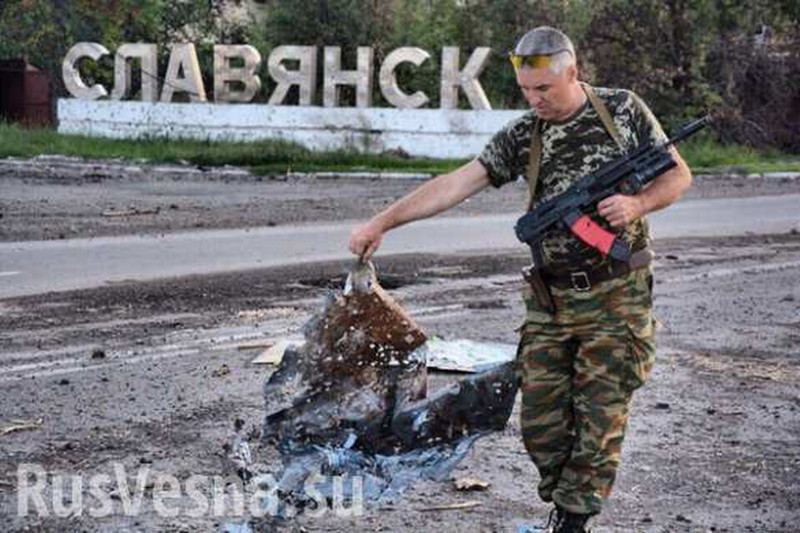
left=597, top=147, right=692, bottom=229
left=349, top=220, right=384, bottom=260
left=597, top=194, right=644, bottom=228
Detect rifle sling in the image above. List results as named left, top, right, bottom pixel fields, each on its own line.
left=525, top=117, right=542, bottom=212
left=582, top=83, right=626, bottom=152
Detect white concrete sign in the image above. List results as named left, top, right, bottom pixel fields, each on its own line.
left=57, top=100, right=524, bottom=159
left=62, top=42, right=494, bottom=110
left=60, top=42, right=525, bottom=157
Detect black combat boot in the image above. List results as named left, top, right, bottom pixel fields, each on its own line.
left=549, top=506, right=593, bottom=533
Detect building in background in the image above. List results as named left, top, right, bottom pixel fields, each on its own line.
left=0, top=59, right=52, bottom=127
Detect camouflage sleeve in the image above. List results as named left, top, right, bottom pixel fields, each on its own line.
left=477, top=113, right=532, bottom=188
left=628, top=92, right=668, bottom=146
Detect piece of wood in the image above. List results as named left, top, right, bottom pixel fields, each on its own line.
left=0, top=417, right=43, bottom=436
left=454, top=477, right=491, bottom=491
left=252, top=338, right=304, bottom=365
left=419, top=500, right=481, bottom=512
left=237, top=342, right=272, bottom=351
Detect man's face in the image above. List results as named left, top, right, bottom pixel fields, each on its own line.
left=515, top=64, right=576, bottom=122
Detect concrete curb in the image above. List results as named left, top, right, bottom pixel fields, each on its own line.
left=695, top=170, right=800, bottom=180
left=1, top=154, right=799, bottom=181
left=0, top=154, right=435, bottom=180
left=0, top=155, right=252, bottom=180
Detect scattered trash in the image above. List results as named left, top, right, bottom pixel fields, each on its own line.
left=226, top=418, right=253, bottom=482
left=91, top=349, right=106, bottom=360
left=212, top=364, right=231, bottom=377
left=454, top=477, right=491, bottom=491
left=251, top=338, right=303, bottom=365
left=261, top=261, right=518, bottom=513
left=263, top=260, right=428, bottom=451
left=1, top=417, right=43, bottom=436
left=424, top=337, right=515, bottom=372
left=419, top=500, right=482, bottom=512
left=271, top=434, right=480, bottom=512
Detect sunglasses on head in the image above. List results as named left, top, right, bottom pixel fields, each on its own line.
left=508, top=49, right=571, bottom=68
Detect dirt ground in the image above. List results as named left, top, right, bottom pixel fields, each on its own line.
left=0, top=157, right=798, bottom=532
left=2, top=155, right=800, bottom=242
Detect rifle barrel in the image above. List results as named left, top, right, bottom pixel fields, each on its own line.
left=667, top=115, right=709, bottom=146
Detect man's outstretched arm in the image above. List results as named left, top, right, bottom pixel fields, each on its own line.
left=349, top=159, right=491, bottom=258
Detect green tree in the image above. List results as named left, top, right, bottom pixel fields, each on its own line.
left=0, top=0, right=234, bottom=101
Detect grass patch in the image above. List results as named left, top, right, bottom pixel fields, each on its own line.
left=249, top=154, right=464, bottom=175
left=680, top=137, right=800, bottom=174
left=0, top=121, right=309, bottom=167
left=0, top=122, right=464, bottom=174
left=2, top=122, right=799, bottom=175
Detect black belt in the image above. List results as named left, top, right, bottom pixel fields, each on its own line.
left=542, top=248, right=653, bottom=292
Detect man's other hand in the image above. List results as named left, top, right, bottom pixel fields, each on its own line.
left=597, top=194, right=644, bottom=228
left=349, top=221, right=384, bottom=260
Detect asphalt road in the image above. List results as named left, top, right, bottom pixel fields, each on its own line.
left=1, top=194, right=798, bottom=299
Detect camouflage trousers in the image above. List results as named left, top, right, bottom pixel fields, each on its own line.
left=517, top=267, right=656, bottom=515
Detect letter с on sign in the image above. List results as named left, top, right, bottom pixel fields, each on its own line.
left=62, top=43, right=493, bottom=109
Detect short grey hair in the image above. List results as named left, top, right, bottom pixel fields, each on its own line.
left=514, top=26, right=576, bottom=74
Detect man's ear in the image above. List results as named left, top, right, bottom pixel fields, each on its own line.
left=566, top=64, right=578, bottom=83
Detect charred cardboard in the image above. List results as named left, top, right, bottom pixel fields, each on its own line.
left=263, top=263, right=428, bottom=453
left=262, top=262, right=518, bottom=455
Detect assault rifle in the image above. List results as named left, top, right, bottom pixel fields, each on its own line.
left=515, top=115, right=708, bottom=262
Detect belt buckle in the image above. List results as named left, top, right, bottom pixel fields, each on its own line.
left=570, top=271, right=591, bottom=291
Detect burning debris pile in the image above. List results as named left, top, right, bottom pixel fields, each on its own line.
left=262, top=262, right=517, bottom=506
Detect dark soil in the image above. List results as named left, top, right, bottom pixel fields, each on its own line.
left=0, top=157, right=798, bottom=531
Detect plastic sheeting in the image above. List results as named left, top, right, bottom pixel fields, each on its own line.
left=423, top=337, right=516, bottom=372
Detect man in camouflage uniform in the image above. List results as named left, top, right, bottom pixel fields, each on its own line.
left=350, top=26, right=692, bottom=532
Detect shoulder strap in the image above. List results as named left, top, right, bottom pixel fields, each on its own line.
left=581, top=82, right=625, bottom=151
left=525, top=117, right=542, bottom=210
left=525, top=83, right=625, bottom=210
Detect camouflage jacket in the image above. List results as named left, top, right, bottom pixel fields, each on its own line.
left=478, top=86, right=668, bottom=271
